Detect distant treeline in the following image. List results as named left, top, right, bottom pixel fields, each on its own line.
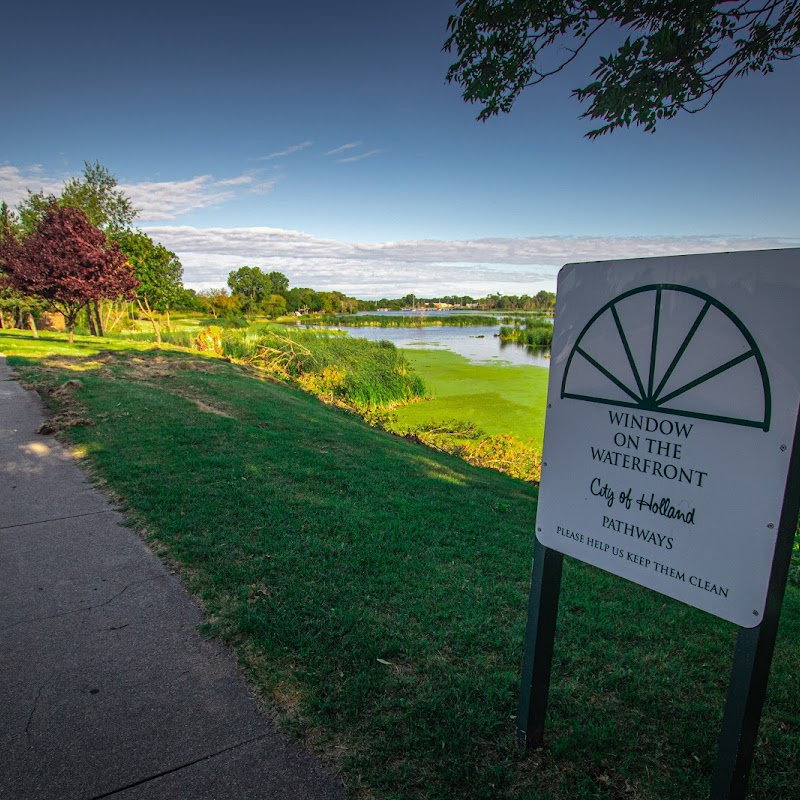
left=181, top=268, right=558, bottom=319
left=357, top=290, right=556, bottom=313
left=305, top=314, right=502, bottom=328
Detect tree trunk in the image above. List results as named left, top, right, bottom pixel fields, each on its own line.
left=93, top=301, right=104, bottom=337
left=103, top=301, right=113, bottom=333
left=165, top=307, right=171, bottom=331
left=0, top=309, right=5, bottom=329
left=103, top=301, right=121, bottom=334
left=106, top=305, right=125, bottom=334
left=67, top=316, right=76, bottom=345
left=27, top=313, right=38, bottom=339
left=138, top=296, right=161, bottom=347
left=87, top=304, right=97, bottom=336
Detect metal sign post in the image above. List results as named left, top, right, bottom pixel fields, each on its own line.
left=709, top=408, right=800, bottom=799
left=516, top=538, right=563, bottom=748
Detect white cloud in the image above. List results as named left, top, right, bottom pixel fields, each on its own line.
left=337, top=148, right=384, bottom=164
left=216, top=174, right=256, bottom=187
left=0, top=164, right=66, bottom=206
left=259, top=141, right=313, bottom=161
left=121, top=173, right=277, bottom=221
left=0, top=164, right=276, bottom=223
left=122, top=175, right=236, bottom=220
left=325, top=141, right=363, bottom=156
left=142, top=225, right=800, bottom=298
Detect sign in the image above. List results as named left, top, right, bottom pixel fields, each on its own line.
left=535, top=249, right=800, bottom=627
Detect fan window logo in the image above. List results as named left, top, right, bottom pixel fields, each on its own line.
left=560, top=285, right=771, bottom=431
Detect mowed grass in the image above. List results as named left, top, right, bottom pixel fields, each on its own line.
left=2, top=329, right=799, bottom=800
left=393, top=349, right=550, bottom=443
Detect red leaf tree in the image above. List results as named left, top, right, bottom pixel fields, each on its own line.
left=2, top=205, right=138, bottom=343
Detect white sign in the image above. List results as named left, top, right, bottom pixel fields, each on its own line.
left=536, top=249, right=800, bottom=627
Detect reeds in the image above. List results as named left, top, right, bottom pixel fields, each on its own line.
left=215, top=327, right=427, bottom=410
left=498, top=319, right=553, bottom=347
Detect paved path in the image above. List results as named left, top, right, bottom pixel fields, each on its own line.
left=0, top=356, right=344, bottom=800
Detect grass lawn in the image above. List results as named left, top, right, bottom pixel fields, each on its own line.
left=2, top=329, right=798, bottom=800
left=392, top=350, right=550, bottom=444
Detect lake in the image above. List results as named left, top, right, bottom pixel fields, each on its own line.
left=324, top=323, right=551, bottom=368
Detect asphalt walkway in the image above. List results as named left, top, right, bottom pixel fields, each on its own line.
left=0, top=355, right=344, bottom=800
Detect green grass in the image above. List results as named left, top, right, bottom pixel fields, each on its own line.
left=2, top=329, right=799, bottom=800
left=392, top=349, right=550, bottom=444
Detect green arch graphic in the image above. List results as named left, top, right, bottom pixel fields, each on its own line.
left=560, top=284, right=771, bottom=431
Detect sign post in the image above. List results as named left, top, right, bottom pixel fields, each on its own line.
left=519, top=249, right=800, bottom=797
left=517, top=538, right=562, bottom=748
left=710, top=407, right=800, bottom=799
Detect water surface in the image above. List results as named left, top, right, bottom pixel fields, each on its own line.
left=330, top=324, right=551, bottom=368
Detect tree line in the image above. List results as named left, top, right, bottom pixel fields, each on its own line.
left=189, top=267, right=362, bottom=319
left=194, top=281, right=557, bottom=318
left=357, top=291, right=556, bottom=312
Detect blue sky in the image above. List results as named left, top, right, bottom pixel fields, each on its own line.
left=2, top=0, right=798, bottom=298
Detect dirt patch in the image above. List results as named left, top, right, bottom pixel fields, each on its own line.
left=37, top=379, right=93, bottom=435
left=119, top=354, right=226, bottom=381
left=190, top=399, right=235, bottom=418
left=135, top=380, right=237, bottom=419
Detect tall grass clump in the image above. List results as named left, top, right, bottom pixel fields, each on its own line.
left=499, top=319, right=553, bottom=347
left=224, top=327, right=427, bottom=411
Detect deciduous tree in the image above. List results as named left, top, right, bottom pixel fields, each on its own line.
left=227, top=266, right=272, bottom=315
left=0, top=202, right=42, bottom=334
left=268, top=271, right=290, bottom=295
left=284, top=287, right=316, bottom=313
left=114, top=229, right=183, bottom=346
left=14, top=161, right=140, bottom=334
left=17, top=160, right=138, bottom=234
left=261, top=293, right=288, bottom=318
left=2, top=206, right=138, bottom=343
left=445, top=0, right=800, bottom=137
left=198, top=288, right=241, bottom=319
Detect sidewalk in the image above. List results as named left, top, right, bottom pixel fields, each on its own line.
left=0, top=356, right=344, bottom=800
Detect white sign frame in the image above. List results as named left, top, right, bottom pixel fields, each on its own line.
left=535, top=249, right=800, bottom=627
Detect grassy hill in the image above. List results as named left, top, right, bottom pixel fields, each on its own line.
left=2, top=329, right=798, bottom=800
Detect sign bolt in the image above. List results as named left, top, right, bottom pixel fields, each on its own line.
left=753, top=610, right=759, bottom=617
left=780, top=444, right=787, bottom=452
left=767, top=523, right=775, bottom=529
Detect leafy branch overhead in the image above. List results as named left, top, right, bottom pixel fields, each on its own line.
left=444, top=0, right=800, bottom=137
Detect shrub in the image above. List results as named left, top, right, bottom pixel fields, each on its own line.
left=401, top=420, right=541, bottom=483
left=195, top=326, right=223, bottom=355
